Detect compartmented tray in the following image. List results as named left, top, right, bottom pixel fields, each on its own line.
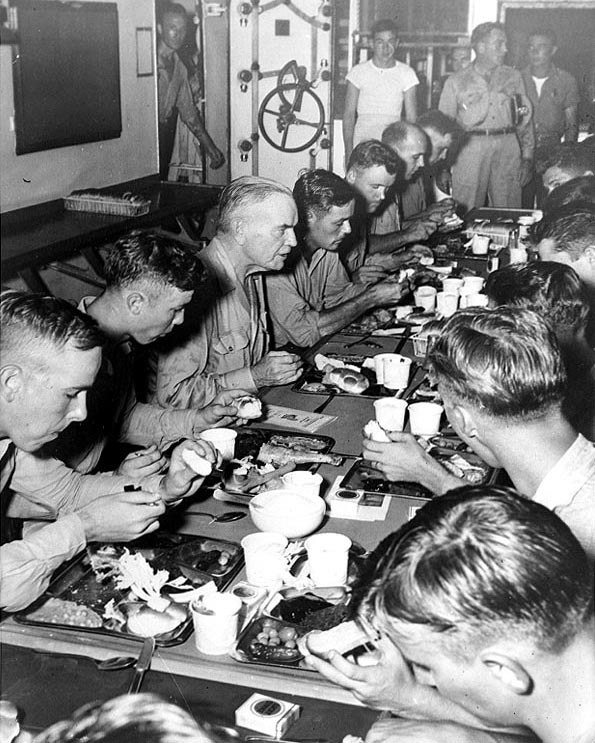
left=340, top=440, right=494, bottom=500
left=14, top=532, right=243, bottom=647
left=293, top=363, right=406, bottom=399
left=233, top=615, right=306, bottom=668
left=233, top=427, right=336, bottom=463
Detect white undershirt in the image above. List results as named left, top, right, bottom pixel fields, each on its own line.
left=532, top=75, right=548, bottom=97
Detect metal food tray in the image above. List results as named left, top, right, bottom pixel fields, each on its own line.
left=293, top=365, right=402, bottom=400
left=14, top=532, right=244, bottom=647
left=340, top=444, right=494, bottom=500
left=232, top=427, right=336, bottom=462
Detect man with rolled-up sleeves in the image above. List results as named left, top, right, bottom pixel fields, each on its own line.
left=439, top=22, right=534, bottom=212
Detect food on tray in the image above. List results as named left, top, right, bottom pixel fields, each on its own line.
left=25, top=597, right=102, bottom=628
left=240, top=616, right=303, bottom=663
left=300, top=381, right=328, bottom=393
left=235, top=395, right=263, bottom=420
left=324, top=367, right=369, bottom=394
left=182, top=448, right=213, bottom=476
left=224, top=459, right=295, bottom=494
left=362, top=420, right=391, bottom=442
left=126, top=602, right=187, bottom=637
left=258, top=442, right=342, bottom=467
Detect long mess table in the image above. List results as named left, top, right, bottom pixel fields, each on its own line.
left=0, top=331, right=464, bottom=733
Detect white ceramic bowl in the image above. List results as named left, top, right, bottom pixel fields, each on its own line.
left=249, top=488, right=325, bottom=539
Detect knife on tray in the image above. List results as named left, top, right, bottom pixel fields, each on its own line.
left=127, top=636, right=155, bottom=694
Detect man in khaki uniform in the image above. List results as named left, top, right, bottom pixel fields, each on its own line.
left=439, top=22, right=534, bottom=212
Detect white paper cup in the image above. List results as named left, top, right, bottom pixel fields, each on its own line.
left=374, top=353, right=412, bottom=390
left=200, top=428, right=237, bottom=461
left=191, top=592, right=242, bottom=655
left=374, top=398, right=408, bottom=432
left=241, top=532, right=288, bottom=587
left=408, top=402, right=443, bottom=436
left=470, top=235, right=490, bottom=255
left=465, top=292, right=489, bottom=307
left=462, top=276, right=484, bottom=293
left=435, top=292, right=459, bottom=318
left=305, top=533, right=352, bottom=587
left=414, top=286, right=437, bottom=312
left=442, top=277, right=464, bottom=295
left=281, top=471, right=323, bottom=498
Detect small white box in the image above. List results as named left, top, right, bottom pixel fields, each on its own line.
left=235, top=693, right=301, bottom=737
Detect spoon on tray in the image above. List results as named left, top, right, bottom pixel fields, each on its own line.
left=189, top=510, right=247, bottom=525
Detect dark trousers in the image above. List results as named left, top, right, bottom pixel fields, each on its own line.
left=158, top=114, right=178, bottom=180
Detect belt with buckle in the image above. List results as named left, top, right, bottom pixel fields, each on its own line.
left=468, top=127, right=516, bottom=136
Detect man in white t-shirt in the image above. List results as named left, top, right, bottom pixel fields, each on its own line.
left=343, top=19, right=418, bottom=161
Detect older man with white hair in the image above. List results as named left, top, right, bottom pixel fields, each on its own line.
left=149, top=176, right=304, bottom=410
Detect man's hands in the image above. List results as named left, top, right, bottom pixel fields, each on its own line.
left=370, top=278, right=409, bottom=307
left=78, top=490, right=166, bottom=543
left=116, top=445, right=166, bottom=479
left=206, top=143, right=225, bottom=170
left=365, top=719, right=511, bottom=743
left=353, top=264, right=391, bottom=285
left=161, top=439, right=218, bottom=502
left=252, top=351, right=304, bottom=388
left=362, top=432, right=462, bottom=495
left=193, top=389, right=254, bottom=431
left=304, top=636, right=426, bottom=712
left=402, top=219, right=438, bottom=244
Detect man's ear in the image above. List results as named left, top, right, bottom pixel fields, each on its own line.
left=345, top=169, right=356, bottom=185
left=157, top=22, right=163, bottom=37
left=126, top=291, right=145, bottom=316
left=0, top=365, right=24, bottom=403
left=448, top=402, right=478, bottom=440
left=232, top=217, right=247, bottom=245
left=480, top=650, right=533, bottom=695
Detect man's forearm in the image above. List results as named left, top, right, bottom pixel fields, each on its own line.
left=369, top=231, right=414, bottom=255
left=317, top=288, right=385, bottom=338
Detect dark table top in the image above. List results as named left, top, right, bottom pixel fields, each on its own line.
left=1, top=643, right=379, bottom=740
left=1, top=176, right=221, bottom=275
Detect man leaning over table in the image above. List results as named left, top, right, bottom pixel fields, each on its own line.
left=341, top=140, right=433, bottom=284
left=362, top=307, right=595, bottom=563
left=266, top=170, right=408, bottom=350
left=439, top=22, right=534, bottom=212
left=0, top=291, right=216, bottom=612
left=147, top=176, right=303, bottom=411
left=307, top=487, right=595, bottom=743
left=47, top=230, right=249, bottom=476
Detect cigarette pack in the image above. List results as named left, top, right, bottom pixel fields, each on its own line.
left=235, top=693, right=301, bottom=737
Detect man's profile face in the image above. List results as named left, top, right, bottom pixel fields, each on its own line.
left=425, top=129, right=453, bottom=166
left=241, top=194, right=298, bottom=271
left=396, top=133, right=428, bottom=179
left=372, top=31, right=397, bottom=65
left=160, top=11, right=188, bottom=52
left=130, top=285, right=194, bottom=345
left=391, top=624, right=511, bottom=727
left=307, top=201, right=354, bottom=252
left=527, top=35, right=556, bottom=69
left=9, top=342, right=101, bottom=452
left=537, top=237, right=595, bottom=290
left=348, top=166, right=395, bottom=213
left=477, top=29, right=507, bottom=68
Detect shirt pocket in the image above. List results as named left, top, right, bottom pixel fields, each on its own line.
left=211, top=328, right=250, bottom=368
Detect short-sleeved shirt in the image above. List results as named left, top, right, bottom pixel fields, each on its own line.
left=533, top=433, right=595, bottom=566
left=346, top=60, right=419, bottom=144
left=521, top=65, right=580, bottom=147
left=158, top=51, right=200, bottom=131
left=439, top=64, right=534, bottom=158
